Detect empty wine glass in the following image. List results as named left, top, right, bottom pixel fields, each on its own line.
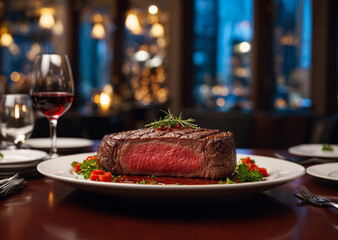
left=30, top=54, right=74, bottom=158
left=0, top=94, right=35, bottom=149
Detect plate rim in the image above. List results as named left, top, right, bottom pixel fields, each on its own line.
left=0, top=149, right=48, bottom=164
left=26, top=137, right=94, bottom=150
left=306, top=162, right=338, bottom=182
left=288, top=144, right=338, bottom=158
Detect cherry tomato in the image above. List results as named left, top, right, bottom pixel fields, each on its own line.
left=167, top=127, right=172, bottom=131
left=86, top=155, right=97, bottom=162
left=157, top=126, right=163, bottom=130
left=74, top=163, right=81, bottom=173
left=176, top=124, right=181, bottom=129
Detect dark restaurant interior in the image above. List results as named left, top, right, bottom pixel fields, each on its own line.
left=1, top=1, right=338, bottom=239
left=0, top=0, right=337, bottom=148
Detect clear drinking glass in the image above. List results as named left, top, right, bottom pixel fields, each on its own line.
left=30, top=54, right=74, bottom=158
left=0, top=94, right=35, bottom=149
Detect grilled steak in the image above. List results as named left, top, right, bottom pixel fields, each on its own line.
left=97, top=128, right=237, bottom=179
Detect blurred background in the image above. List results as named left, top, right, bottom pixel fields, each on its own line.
left=0, top=0, right=337, bottom=148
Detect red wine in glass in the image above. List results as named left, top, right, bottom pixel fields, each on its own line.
left=31, top=92, right=73, bottom=119
left=31, top=54, right=74, bottom=158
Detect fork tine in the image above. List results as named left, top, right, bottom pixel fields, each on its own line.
left=300, top=186, right=318, bottom=200
left=297, top=186, right=313, bottom=200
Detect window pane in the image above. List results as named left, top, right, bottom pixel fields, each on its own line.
left=78, top=6, right=113, bottom=111
left=193, top=0, right=253, bottom=112
left=121, top=0, right=169, bottom=106
left=273, top=0, right=312, bottom=110
left=0, top=1, right=67, bottom=94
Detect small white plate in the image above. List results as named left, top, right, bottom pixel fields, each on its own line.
left=288, top=144, right=338, bottom=158
left=26, top=138, right=94, bottom=151
left=307, top=163, right=338, bottom=181
left=37, top=153, right=305, bottom=203
left=0, top=149, right=48, bottom=164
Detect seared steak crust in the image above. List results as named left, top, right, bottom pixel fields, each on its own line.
left=97, top=128, right=237, bottom=179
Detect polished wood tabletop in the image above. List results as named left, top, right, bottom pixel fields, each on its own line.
left=0, top=142, right=337, bottom=240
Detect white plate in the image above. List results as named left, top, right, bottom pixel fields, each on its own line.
left=0, top=149, right=48, bottom=164
left=37, top=153, right=305, bottom=203
left=307, top=163, right=338, bottom=181
left=26, top=138, right=94, bottom=150
left=288, top=144, right=338, bottom=158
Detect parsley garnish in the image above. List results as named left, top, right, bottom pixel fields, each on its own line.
left=0, top=152, right=3, bottom=158
left=235, top=163, right=263, bottom=182
left=73, top=158, right=100, bottom=179
left=322, top=144, right=333, bottom=151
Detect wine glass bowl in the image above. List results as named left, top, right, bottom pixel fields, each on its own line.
left=0, top=94, right=35, bottom=149
left=30, top=54, right=74, bottom=158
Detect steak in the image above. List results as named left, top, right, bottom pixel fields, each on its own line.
left=97, top=128, right=237, bottom=179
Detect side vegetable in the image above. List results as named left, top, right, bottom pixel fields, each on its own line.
left=224, top=157, right=268, bottom=184
left=71, top=155, right=111, bottom=182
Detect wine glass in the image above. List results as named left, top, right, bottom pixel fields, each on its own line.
left=30, top=54, right=74, bottom=158
left=0, top=94, right=35, bottom=149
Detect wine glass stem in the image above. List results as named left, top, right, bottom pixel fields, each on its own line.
left=49, top=118, right=58, bottom=158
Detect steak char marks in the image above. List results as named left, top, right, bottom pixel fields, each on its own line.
left=97, top=128, right=236, bottom=179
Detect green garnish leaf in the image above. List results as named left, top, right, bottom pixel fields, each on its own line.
left=322, top=144, right=333, bottom=151
left=144, top=109, right=198, bottom=129
left=75, top=158, right=100, bottom=179
left=226, top=177, right=236, bottom=184
left=0, top=152, right=3, bottom=158
left=218, top=180, right=226, bottom=184
left=234, top=163, right=263, bottom=183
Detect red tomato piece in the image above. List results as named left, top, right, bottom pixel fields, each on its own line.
left=98, top=174, right=111, bottom=182
left=86, top=155, right=97, bottom=162
left=91, top=169, right=104, bottom=175
left=90, top=173, right=99, bottom=181
left=74, top=163, right=81, bottom=173
left=257, top=167, right=268, bottom=177
left=241, top=157, right=252, bottom=164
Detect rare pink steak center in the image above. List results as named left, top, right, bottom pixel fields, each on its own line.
left=120, top=142, right=202, bottom=174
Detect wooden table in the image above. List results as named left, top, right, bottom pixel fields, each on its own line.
left=1, top=144, right=337, bottom=240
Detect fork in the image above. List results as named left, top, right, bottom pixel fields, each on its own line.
left=297, top=185, right=338, bottom=209
left=0, top=173, right=19, bottom=186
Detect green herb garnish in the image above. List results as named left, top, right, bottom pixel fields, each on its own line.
left=0, top=152, right=3, bottom=158
left=322, top=144, right=333, bottom=151
left=144, top=109, right=198, bottom=130
left=235, top=163, right=263, bottom=183
left=73, top=158, right=100, bottom=179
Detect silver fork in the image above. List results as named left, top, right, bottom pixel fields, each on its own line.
left=0, top=173, right=19, bottom=186
left=297, top=185, right=338, bottom=209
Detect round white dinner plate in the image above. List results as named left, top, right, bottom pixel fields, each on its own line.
left=288, top=144, right=338, bottom=158
left=306, top=163, right=338, bottom=181
left=0, top=149, right=48, bottom=164
left=37, top=153, right=305, bottom=203
left=26, top=138, right=94, bottom=151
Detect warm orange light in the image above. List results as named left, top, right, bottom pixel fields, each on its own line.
left=10, top=71, right=21, bottom=82
left=150, top=23, right=164, bottom=38
left=39, top=8, right=55, bottom=29
left=0, top=33, right=14, bottom=47
left=125, top=12, right=142, bottom=35
left=100, top=92, right=111, bottom=111
left=14, top=104, right=20, bottom=119
left=91, top=23, right=105, bottom=39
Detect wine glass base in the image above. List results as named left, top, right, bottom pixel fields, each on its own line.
left=50, top=153, right=59, bottom=159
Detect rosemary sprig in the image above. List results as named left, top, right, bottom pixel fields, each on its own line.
left=144, top=109, right=198, bottom=129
